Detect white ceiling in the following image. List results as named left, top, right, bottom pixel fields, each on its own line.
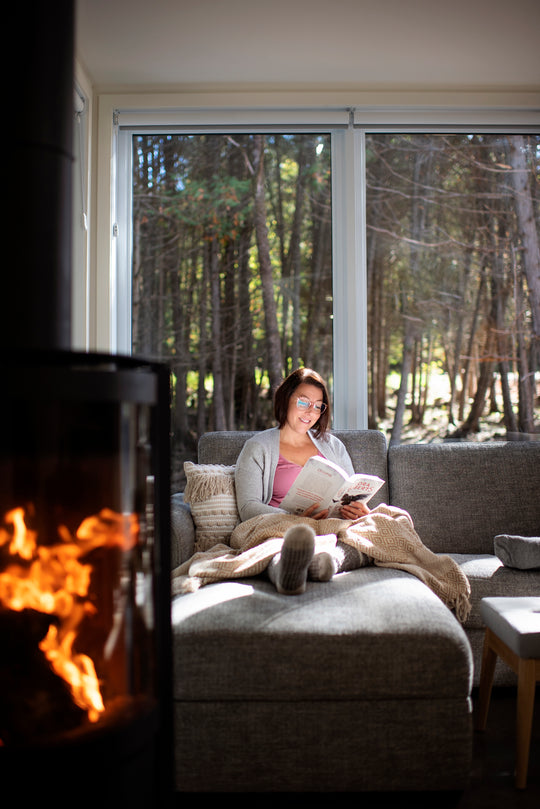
left=76, top=0, right=540, bottom=92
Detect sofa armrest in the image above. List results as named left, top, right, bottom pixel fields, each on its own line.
left=171, top=493, right=196, bottom=568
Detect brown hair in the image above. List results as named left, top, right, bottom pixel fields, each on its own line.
left=274, top=367, right=331, bottom=437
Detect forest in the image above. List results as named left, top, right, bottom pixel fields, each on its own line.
left=131, top=132, right=539, bottom=478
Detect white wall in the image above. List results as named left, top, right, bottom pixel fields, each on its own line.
left=76, top=0, right=540, bottom=93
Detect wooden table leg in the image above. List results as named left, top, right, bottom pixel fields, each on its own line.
left=515, top=657, right=537, bottom=789
left=476, top=628, right=497, bottom=732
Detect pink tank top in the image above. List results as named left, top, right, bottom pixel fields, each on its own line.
left=269, top=452, right=322, bottom=507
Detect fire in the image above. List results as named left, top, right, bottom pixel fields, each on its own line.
left=0, top=506, right=139, bottom=724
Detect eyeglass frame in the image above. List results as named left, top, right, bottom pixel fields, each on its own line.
left=294, top=395, right=327, bottom=414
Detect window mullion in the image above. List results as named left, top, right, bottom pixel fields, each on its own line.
left=332, top=125, right=368, bottom=429
left=115, top=129, right=133, bottom=355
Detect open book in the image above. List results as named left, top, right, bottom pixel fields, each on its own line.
left=279, top=455, right=384, bottom=518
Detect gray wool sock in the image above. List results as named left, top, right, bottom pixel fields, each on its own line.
left=308, top=541, right=371, bottom=580
left=333, top=541, right=372, bottom=572
left=268, top=524, right=315, bottom=595
left=308, top=551, right=337, bottom=582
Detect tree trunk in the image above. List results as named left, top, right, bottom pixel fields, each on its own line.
left=516, top=271, right=536, bottom=433
left=170, top=258, right=190, bottom=449
left=209, top=237, right=227, bottom=431
left=458, top=266, right=487, bottom=421
left=498, top=358, right=518, bottom=433
left=390, top=316, right=419, bottom=446
left=367, top=231, right=382, bottom=427
left=288, top=140, right=308, bottom=369
left=236, top=223, right=257, bottom=428
left=507, top=136, right=540, bottom=352
left=197, top=249, right=209, bottom=439
left=507, top=135, right=540, bottom=429
left=303, top=141, right=332, bottom=378
left=390, top=139, right=430, bottom=443
left=446, top=243, right=474, bottom=426
left=253, top=134, right=283, bottom=394
left=452, top=321, right=496, bottom=437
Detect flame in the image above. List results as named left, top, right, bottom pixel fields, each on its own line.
left=0, top=506, right=139, bottom=724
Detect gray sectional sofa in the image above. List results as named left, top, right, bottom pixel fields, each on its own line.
left=170, top=430, right=540, bottom=793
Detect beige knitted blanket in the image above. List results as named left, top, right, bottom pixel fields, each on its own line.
left=171, top=504, right=471, bottom=621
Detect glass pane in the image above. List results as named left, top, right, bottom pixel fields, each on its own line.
left=131, top=133, right=333, bottom=487
left=365, top=133, right=539, bottom=444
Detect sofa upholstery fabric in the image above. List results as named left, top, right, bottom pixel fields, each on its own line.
left=388, top=442, right=540, bottom=554
left=172, top=567, right=472, bottom=702
left=171, top=431, right=540, bottom=793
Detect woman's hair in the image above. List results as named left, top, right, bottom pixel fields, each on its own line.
left=274, top=367, right=331, bottom=437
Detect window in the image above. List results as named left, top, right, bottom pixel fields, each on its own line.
left=113, top=109, right=539, bottom=483
left=132, top=133, right=334, bottom=465
left=365, top=133, right=540, bottom=445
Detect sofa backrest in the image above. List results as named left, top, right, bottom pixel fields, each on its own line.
left=389, top=441, right=540, bottom=554
left=198, top=429, right=389, bottom=507
left=197, top=431, right=539, bottom=554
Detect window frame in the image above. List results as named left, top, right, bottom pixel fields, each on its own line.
left=105, top=99, right=539, bottom=430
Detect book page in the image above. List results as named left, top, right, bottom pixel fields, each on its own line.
left=280, top=460, right=348, bottom=514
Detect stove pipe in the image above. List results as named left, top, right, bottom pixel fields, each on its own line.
left=3, top=1, right=74, bottom=353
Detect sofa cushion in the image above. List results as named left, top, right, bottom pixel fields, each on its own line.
left=449, top=553, right=540, bottom=630
left=172, top=566, right=472, bottom=702
left=388, top=441, right=540, bottom=554
left=183, top=461, right=239, bottom=552
left=198, top=430, right=258, bottom=465
left=494, top=534, right=540, bottom=570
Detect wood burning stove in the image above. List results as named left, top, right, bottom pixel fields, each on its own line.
left=0, top=351, right=173, bottom=803
left=1, top=5, right=173, bottom=801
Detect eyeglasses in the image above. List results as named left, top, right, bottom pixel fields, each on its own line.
left=295, top=396, right=327, bottom=414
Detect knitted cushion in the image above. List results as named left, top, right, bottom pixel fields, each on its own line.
left=183, top=462, right=239, bottom=552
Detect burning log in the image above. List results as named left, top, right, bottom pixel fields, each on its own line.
left=0, top=609, right=85, bottom=745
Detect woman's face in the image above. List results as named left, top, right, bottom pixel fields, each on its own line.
left=285, top=382, right=325, bottom=434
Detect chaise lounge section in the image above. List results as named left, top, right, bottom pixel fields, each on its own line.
left=170, top=431, right=540, bottom=793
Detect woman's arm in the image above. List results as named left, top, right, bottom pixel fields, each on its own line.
left=235, top=434, right=284, bottom=522
left=312, top=433, right=355, bottom=476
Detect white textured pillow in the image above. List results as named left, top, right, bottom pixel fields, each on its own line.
left=183, top=461, right=239, bottom=552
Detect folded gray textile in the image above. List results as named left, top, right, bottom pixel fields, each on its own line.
left=494, top=534, right=540, bottom=570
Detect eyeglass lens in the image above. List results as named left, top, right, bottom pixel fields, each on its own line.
left=296, top=397, right=326, bottom=413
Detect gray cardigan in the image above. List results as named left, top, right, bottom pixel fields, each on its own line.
left=234, top=426, right=355, bottom=522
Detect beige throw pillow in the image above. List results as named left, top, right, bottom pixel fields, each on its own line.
left=183, top=461, right=239, bottom=551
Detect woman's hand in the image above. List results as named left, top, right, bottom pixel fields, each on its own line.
left=301, top=501, right=370, bottom=521
left=302, top=503, right=329, bottom=520
left=339, top=501, right=370, bottom=520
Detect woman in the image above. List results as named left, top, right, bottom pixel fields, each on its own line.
left=235, top=368, right=369, bottom=594
left=175, top=367, right=470, bottom=618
